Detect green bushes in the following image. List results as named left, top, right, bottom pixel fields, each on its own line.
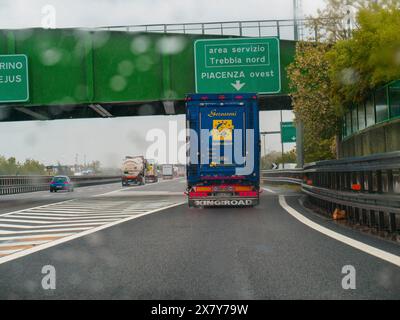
left=0, top=156, right=46, bottom=175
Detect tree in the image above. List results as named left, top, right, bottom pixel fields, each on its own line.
left=88, top=160, right=101, bottom=173
left=287, top=41, right=339, bottom=163
left=288, top=1, right=400, bottom=163
left=328, top=2, right=400, bottom=105
left=261, top=151, right=281, bottom=170
left=306, top=0, right=368, bottom=42
left=19, top=159, right=46, bottom=175
left=0, top=156, right=46, bottom=175
left=0, top=156, right=18, bottom=175
left=261, top=150, right=297, bottom=169
left=277, top=149, right=297, bottom=165
left=288, top=0, right=361, bottom=163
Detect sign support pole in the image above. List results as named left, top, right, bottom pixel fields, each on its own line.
left=296, top=120, right=304, bottom=168
left=263, top=134, right=267, bottom=158
left=280, top=110, right=285, bottom=170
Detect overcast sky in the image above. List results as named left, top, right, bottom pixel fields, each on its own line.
left=0, top=0, right=326, bottom=168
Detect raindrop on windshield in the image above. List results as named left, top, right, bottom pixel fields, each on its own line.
left=110, top=75, right=127, bottom=92
left=130, top=36, right=151, bottom=55
left=40, top=48, right=62, bottom=66
left=156, top=36, right=186, bottom=55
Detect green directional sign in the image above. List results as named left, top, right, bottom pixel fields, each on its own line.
left=281, top=122, right=297, bottom=144
left=194, top=38, right=281, bottom=94
left=0, top=54, right=29, bottom=103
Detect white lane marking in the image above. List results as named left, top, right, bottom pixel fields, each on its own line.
left=95, top=178, right=185, bottom=197
left=0, top=249, right=22, bottom=255
left=10, top=214, right=132, bottom=220
left=0, top=221, right=113, bottom=229
left=263, top=188, right=276, bottom=194
left=0, top=217, right=121, bottom=224
left=0, top=201, right=185, bottom=265
left=13, top=212, right=123, bottom=217
left=0, top=200, right=74, bottom=218
left=279, top=195, right=400, bottom=268
left=0, top=227, right=92, bottom=235
left=0, top=240, right=48, bottom=247
left=0, top=233, right=74, bottom=241
left=25, top=209, right=120, bottom=213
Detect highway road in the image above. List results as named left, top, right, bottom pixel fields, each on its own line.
left=0, top=179, right=399, bottom=300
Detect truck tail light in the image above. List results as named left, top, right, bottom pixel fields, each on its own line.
left=195, top=186, right=213, bottom=192
left=235, top=186, right=253, bottom=192
left=239, top=192, right=258, bottom=197
left=189, top=192, right=208, bottom=198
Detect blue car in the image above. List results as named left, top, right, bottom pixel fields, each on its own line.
left=50, top=176, right=74, bottom=193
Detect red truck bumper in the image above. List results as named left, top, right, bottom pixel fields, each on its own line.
left=122, top=176, right=142, bottom=186
left=188, top=196, right=259, bottom=208
left=145, top=176, right=158, bottom=183
left=187, top=185, right=260, bottom=208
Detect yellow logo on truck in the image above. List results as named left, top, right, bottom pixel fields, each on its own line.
left=212, top=120, right=234, bottom=141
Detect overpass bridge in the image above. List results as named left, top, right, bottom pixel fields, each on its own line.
left=0, top=19, right=300, bottom=122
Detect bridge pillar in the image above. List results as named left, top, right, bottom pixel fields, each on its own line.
left=163, top=101, right=175, bottom=115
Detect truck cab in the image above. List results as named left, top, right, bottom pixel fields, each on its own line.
left=145, top=160, right=159, bottom=184
left=186, top=94, right=261, bottom=208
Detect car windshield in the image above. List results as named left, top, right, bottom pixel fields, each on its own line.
left=52, top=177, right=67, bottom=183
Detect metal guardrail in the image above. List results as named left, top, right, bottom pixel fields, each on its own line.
left=96, top=18, right=340, bottom=41
left=262, top=152, right=400, bottom=235
left=0, top=176, right=121, bottom=196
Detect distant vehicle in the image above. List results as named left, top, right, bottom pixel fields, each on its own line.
left=279, top=163, right=297, bottom=170
left=176, top=165, right=186, bottom=177
left=121, top=156, right=146, bottom=186
left=162, top=164, right=174, bottom=180
left=145, top=160, right=158, bottom=184
left=186, top=94, right=260, bottom=208
left=82, top=170, right=94, bottom=176
left=173, top=166, right=179, bottom=178
left=50, top=176, right=74, bottom=193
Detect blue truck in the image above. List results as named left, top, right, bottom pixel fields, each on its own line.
left=186, top=94, right=261, bottom=208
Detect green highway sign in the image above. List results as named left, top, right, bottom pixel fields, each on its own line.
left=281, top=122, right=297, bottom=144
left=0, top=54, right=29, bottom=103
left=194, top=38, right=281, bottom=94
